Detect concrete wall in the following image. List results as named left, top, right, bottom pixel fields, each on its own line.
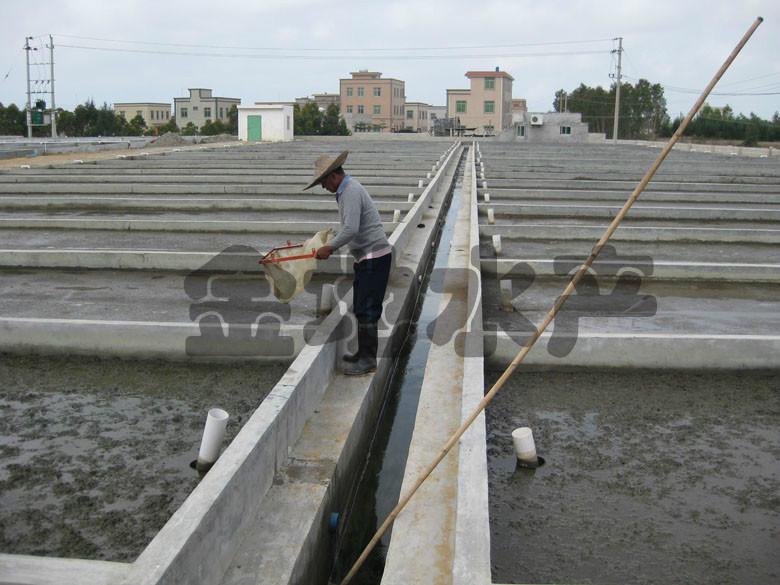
left=509, top=111, right=590, bottom=143
left=238, top=105, right=294, bottom=142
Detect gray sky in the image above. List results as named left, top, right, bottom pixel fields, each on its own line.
left=1, top=0, right=778, bottom=119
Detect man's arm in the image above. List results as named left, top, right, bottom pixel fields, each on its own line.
left=327, top=191, right=361, bottom=251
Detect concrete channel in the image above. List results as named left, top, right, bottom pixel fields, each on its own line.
left=1, top=137, right=778, bottom=585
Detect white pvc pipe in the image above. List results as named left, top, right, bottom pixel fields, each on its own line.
left=319, top=283, right=335, bottom=315
left=483, top=192, right=490, bottom=203
left=418, top=179, right=425, bottom=188
left=196, top=408, right=229, bottom=472
left=408, top=193, right=415, bottom=202
left=512, top=427, right=537, bottom=463
left=487, top=208, right=495, bottom=225
left=499, top=279, right=513, bottom=311
left=482, top=180, right=488, bottom=189
left=492, top=234, right=502, bottom=256
left=393, top=209, right=401, bottom=223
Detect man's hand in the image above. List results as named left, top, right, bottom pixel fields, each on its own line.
left=316, top=245, right=333, bottom=260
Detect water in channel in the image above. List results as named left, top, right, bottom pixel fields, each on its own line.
left=329, top=150, right=467, bottom=585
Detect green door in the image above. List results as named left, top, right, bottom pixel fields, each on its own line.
left=248, top=115, right=262, bottom=141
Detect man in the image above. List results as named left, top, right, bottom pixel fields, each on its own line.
left=304, top=151, right=392, bottom=376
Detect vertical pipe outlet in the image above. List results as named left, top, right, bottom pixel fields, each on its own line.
left=512, top=427, right=536, bottom=463
left=196, top=408, right=229, bottom=473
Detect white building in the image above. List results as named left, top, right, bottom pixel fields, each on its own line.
left=238, top=104, right=294, bottom=142
left=510, top=111, right=595, bottom=142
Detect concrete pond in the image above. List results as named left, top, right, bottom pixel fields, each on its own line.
left=485, top=367, right=780, bottom=585
left=0, top=354, right=287, bottom=562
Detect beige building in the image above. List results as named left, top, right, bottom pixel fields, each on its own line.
left=295, top=93, right=340, bottom=111
left=446, top=69, right=514, bottom=135
left=113, top=103, right=171, bottom=128
left=403, top=101, right=431, bottom=133
left=339, top=71, right=405, bottom=132
left=173, top=88, right=240, bottom=130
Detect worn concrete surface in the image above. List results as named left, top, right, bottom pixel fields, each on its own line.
left=0, top=354, right=286, bottom=561
left=484, top=367, right=780, bottom=585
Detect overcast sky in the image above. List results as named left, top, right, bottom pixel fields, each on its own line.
left=1, top=0, right=778, bottom=119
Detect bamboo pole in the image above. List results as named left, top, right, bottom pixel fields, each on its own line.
left=339, top=16, right=764, bottom=585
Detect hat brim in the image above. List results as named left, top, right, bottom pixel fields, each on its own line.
left=303, top=150, right=349, bottom=190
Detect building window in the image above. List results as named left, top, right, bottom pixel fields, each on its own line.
left=193, top=106, right=198, bottom=111
left=484, top=101, right=495, bottom=113
left=357, top=87, right=364, bottom=97
left=219, top=107, right=224, bottom=119
left=358, top=105, right=364, bottom=114
left=204, top=107, right=211, bottom=118
left=407, top=110, right=413, bottom=119
left=286, top=116, right=290, bottom=130
left=347, top=87, right=353, bottom=96
left=346, top=105, right=353, bottom=113
left=485, top=77, right=495, bottom=90
left=456, top=101, right=467, bottom=113
left=373, top=87, right=381, bottom=97
left=136, top=110, right=142, bottom=117
left=560, top=126, right=572, bottom=135
left=119, top=111, right=125, bottom=118
left=180, top=107, right=188, bottom=118
left=516, top=125, right=525, bottom=137
left=373, top=105, right=381, bottom=114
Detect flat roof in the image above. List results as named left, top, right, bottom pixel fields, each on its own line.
left=113, top=102, right=171, bottom=107
left=465, top=71, right=514, bottom=81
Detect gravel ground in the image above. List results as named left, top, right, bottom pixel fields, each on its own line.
left=0, top=354, right=287, bottom=562
left=485, top=367, right=780, bottom=585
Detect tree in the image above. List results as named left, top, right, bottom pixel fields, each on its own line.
left=227, top=105, right=238, bottom=135
left=157, top=117, right=179, bottom=134
left=201, top=119, right=228, bottom=136
left=320, top=103, right=349, bottom=135
left=181, top=122, right=198, bottom=136
left=294, top=102, right=322, bottom=135
left=0, top=103, right=26, bottom=135
left=127, top=114, right=147, bottom=136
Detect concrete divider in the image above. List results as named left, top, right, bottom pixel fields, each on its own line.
left=0, top=554, right=128, bottom=585
left=482, top=258, right=780, bottom=283
left=487, top=331, right=780, bottom=368
left=452, top=144, right=492, bottom=585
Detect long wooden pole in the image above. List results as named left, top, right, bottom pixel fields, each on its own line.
left=340, top=16, right=764, bottom=585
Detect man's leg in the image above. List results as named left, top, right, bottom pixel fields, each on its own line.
left=344, top=254, right=391, bottom=375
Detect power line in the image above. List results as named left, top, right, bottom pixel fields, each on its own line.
left=53, top=33, right=614, bottom=53
left=57, top=43, right=611, bottom=60
left=622, top=74, right=780, bottom=96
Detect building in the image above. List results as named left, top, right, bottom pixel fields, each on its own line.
left=403, top=102, right=431, bottom=133
left=173, top=88, right=240, bottom=130
left=339, top=71, right=405, bottom=132
left=446, top=69, right=514, bottom=135
left=511, top=99, right=527, bottom=113
left=510, top=111, right=592, bottom=142
left=295, top=93, right=340, bottom=111
left=113, top=102, right=171, bottom=128
left=237, top=103, right=294, bottom=142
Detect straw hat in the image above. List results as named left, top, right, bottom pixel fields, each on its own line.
left=303, top=150, right=349, bottom=190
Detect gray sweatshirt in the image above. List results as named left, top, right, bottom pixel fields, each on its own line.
left=329, top=176, right=390, bottom=260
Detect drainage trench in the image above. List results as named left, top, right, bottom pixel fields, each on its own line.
left=329, top=150, right=468, bottom=585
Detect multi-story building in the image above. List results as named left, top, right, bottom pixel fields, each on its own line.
left=295, top=93, right=340, bottom=111
left=173, top=88, right=241, bottom=130
left=403, top=101, right=431, bottom=133
left=113, top=102, right=171, bottom=128
left=339, top=71, right=405, bottom=132
left=446, top=69, right=514, bottom=135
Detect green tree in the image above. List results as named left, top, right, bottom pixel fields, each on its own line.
left=181, top=122, right=198, bottom=136
left=294, top=102, right=322, bottom=135
left=227, top=105, right=238, bottom=135
left=0, top=103, right=26, bottom=135
left=127, top=114, right=147, bottom=136
left=157, top=117, right=179, bottom=134
left=200, top=119, right=228, bottom=136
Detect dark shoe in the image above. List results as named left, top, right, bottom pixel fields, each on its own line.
left=342, top=351, right=360, bottom=363
left=343, top=355, right=377, bottom=376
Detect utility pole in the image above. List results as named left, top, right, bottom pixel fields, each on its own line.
left=24, top=36, right=33, bottom=139
left=48, top=34, right=57, bottom=137
left=611, top=36, right=623, bottom=144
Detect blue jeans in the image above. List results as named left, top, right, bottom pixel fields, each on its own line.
left=353, top=253, right=391, bottom=324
